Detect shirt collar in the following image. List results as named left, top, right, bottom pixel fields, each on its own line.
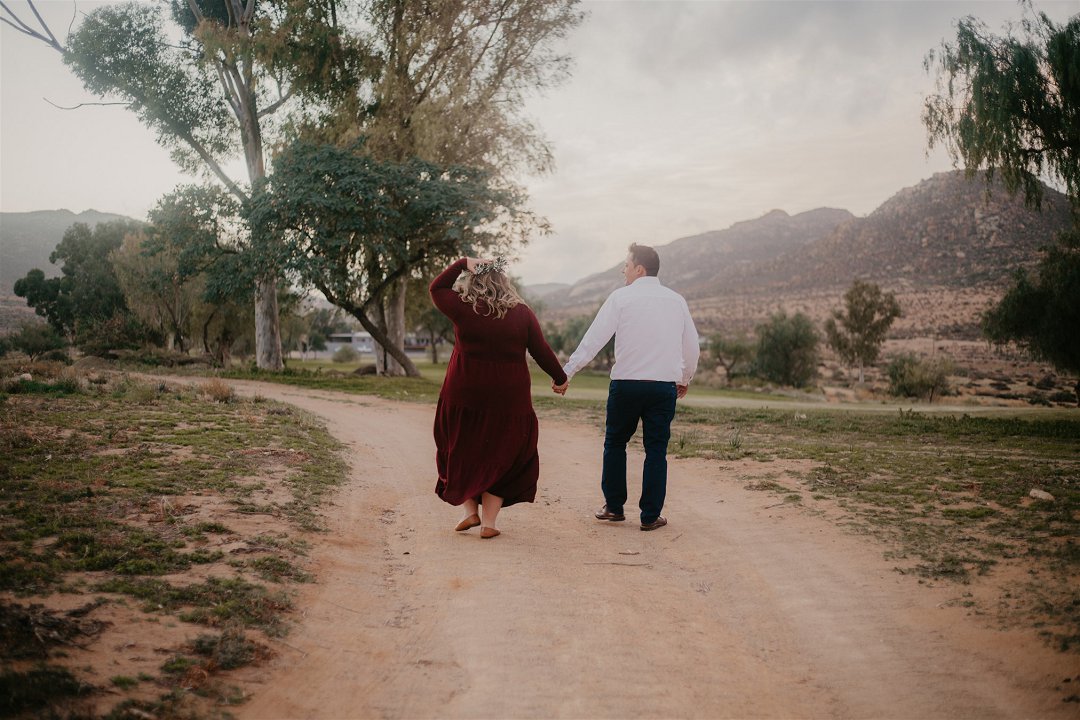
left=629, top=276, right=660, bottom=287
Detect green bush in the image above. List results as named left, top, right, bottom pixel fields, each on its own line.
left=331, top=345, right=359, bottom=363
left=887, top=354, right=953, bottom=402
left=5, top=323, right=66, bottom=361
left=754, top=311, right=819, bottom=387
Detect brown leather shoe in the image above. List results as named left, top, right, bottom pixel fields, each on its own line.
left=455, top=514, right=481, bottom=532
left=640, top=517, right=667, bottom=531
left=480, top=526, right=501, bottom=539
left=594, top=505, right=625, bottom=521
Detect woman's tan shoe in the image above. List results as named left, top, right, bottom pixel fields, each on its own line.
left=480, top=526, right=501, bottom=539
left=455, top=514, right=481, bottom=532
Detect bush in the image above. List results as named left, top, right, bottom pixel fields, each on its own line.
left=75, top=313, right=160, bottom=357
left=754, top=312, right=819, bottom=387
left=887, top=354, right=953, bottom=402
left=201, top=378, right=235, bottom=403
left=332, top=345, right=359, bottom=363
left=5, top=322, right=66, bottom=361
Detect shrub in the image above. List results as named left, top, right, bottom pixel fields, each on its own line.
left=201, top=378, right=235, bottom=403
left=331, top=345, right=359, bottom=363
left=754, top=311, right=819, bottom=387
left=887, top=354, right=953, bottom=402
left=6, top=323, right=66, bottom=361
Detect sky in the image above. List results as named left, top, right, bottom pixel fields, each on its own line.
left=3, top=0, right=1079, bottom=286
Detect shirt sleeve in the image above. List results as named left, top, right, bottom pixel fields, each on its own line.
left=525, top=309, right=568, bottom=385
left=562, top=294, right=619, bottom=379
left=680, top=299, right=700, bottom=386
left=429, top=258, right=469, bottom=321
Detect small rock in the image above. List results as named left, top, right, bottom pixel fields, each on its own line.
left=1029, top=489, right=1055, bottom=502
left=17, top=373, right=32, bottom=381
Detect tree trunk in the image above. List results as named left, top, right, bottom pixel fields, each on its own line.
left=351, top=308, right=420, bottom=377
left=857, top=363, right=865, bottom=384
left=382, top=278, right=408, bottom=377
left=255, top=278, right=284, bottom=370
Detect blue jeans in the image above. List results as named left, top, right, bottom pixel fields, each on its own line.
left=601, top=380, right=677, bottom=523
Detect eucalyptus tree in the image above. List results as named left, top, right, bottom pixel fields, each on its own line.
left=1, top=0, right=363, bottom=369
left=249, top=140, right=525, bottom=376
left=307, top=0, right=583, bottom=374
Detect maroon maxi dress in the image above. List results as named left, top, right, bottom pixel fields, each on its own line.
left=429, top=259, right=568, bottom=507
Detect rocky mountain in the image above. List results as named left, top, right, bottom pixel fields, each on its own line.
left=1, top=209, right=135, bottom=294
left=543, top=171, right=1072, bottom=317
left=715, top=171, right=1073, bottom=295
left=545, top=207, right=854, bottom=310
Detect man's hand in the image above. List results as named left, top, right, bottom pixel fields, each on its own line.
left=552, top=380, right=569, bottom=396
left=676, top=384, right=688, bottom=399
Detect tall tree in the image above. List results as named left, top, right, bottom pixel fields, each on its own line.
left=924, top=9, right=1080, bottom=396
left=302, top=0, right=581, bottom=375
left=249, top=140, right=523, bottom=376
left=1, top=0, right=366, bottom=369
left=824, top=280, right=902, bottom=384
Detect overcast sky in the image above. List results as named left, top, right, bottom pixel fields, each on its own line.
left=3, top=1, right=1078, bottom=285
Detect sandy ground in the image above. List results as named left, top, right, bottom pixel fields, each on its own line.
left=197, top=380, right=1079, bottom=720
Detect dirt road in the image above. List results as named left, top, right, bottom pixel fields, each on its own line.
left=213, top=380, right=1075, bottom=719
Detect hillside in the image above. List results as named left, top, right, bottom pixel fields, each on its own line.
left=0, top=209, right=136, bottom=331
left=719, top=171, right=1073, bottom=295
left=541, top=171, right=1073, bottom=338
left=548, top=207, right=854, bottom=310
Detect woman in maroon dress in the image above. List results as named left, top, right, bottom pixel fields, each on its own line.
left=429, top=256, right=567, bottom=539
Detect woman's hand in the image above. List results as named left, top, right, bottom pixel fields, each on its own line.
left=465, top=257, right=492, bottom=273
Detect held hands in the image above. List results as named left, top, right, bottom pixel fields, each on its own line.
left=552, top=380, right=569, bottom=396
left=677, top=384, right=688, bottom=399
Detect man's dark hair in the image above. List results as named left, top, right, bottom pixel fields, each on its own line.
left=628, top=243, right=660, bottom=277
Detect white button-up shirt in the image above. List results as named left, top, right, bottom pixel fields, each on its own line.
left=563, top=277, right=700, bottom=385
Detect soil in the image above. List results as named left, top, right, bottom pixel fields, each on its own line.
left=195, top=380, right=1079, bottom=720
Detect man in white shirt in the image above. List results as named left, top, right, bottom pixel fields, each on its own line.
left=553, top=244, right=699, bottom=531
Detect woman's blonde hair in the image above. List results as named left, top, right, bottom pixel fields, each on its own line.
left=457, top=270, right=525, bottom=319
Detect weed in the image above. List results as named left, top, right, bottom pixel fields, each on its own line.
left=110, top=675, right=138, bottom=689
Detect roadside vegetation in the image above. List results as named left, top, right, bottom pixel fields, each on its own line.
left=0, top=359, right=344, bottom=718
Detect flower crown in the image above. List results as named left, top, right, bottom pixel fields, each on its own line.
left=473, top=257, right=508, bottom=276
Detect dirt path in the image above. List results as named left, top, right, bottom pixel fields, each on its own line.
left=205, top=380, right=1075, bottom=719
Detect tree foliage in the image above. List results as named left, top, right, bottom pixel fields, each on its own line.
left=14, top=220, right=141, bottom=338
left=709, top=334, right=754, bottom=381
left=984, top=229, right=1080, bottom=398
left=755, top=312, right=820, bottom=388
left=924, top=11, right=1080, bottom=209
left=6, top=323, right=67, bottom=362
left=887, top=354, right=953, bottom=404
left=824, top=280, right=902, bottom=383
left=249, top=140, right=524, bottom=376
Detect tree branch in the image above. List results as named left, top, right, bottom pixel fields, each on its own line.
left=25, top=0, right=60, bottom=48
left=43, top=97, right=132, bottom=110
left=258, top=88, right=294, bottom=118
left=176, top=130, right=250, bottom=204
left=0, top=1, right=63, bottom=52
left=184, top=0, right=205, bottom=24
